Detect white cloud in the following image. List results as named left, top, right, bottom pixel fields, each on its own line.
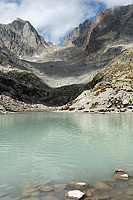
left=97, top=0, right=133, bottom=8
left=0, top=0, right=132, bottom=45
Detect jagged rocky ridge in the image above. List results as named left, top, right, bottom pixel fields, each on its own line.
left=63, top=4, right=133, bottom=51
left=0, top=4, right=133, bottom=114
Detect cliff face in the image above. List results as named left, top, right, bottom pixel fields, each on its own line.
left=84, top=5, right=133, bottom=55
left=62, top=20, right=92, bottom=47
left=0, top=18, right=49, bottom=57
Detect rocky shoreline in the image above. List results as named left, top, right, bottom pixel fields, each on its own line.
left=7, top=169, right=132, bottom=200
left=0, top=95, right=52, bottom=115
left=0, top=92, right=132, bottom=115
left=58, top=87, right=133, bottom=114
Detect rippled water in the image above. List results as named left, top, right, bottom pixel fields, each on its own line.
left=0, top=112, right=133, bottom=199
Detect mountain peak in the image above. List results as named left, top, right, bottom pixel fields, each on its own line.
left=0, top=18, right=49, bottom=57
left=14, top=18, right=25, bottom=22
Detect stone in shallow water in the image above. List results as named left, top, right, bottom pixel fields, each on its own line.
left=121, top=174, right=129, bottom=178
left=113, top=168, right=129, bottom=179
left=54, top=184, right=67, bottom=192
left=70, top=182, right=89, bottom=190
left=76, top=182, right=87, bottom=186
left=94, top=182, right=112, bottom=190
left=22, top=186, right=38, bottom=198
left=115, top=168, right=124, bottom=173
left=30, top=191, right=40, bottom=197
left=39, top=185, right=54, bottom=192
left=65, top=190, right=84, bottom=199
left=85, top=189, right=93, bottom=197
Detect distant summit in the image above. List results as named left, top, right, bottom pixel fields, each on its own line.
left=0, top=18, right=49, bottom=57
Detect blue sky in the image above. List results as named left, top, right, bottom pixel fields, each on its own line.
left=0, top=0, right=132, bottom=45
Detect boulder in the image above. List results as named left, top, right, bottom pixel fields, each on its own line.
left=65, top=190, right=84, bottom=199
left=114, top=168, right=129, bottom=179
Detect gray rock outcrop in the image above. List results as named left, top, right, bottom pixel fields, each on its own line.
left=62, top=20, right=91, bottom=47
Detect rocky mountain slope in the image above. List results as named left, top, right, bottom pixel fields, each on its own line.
left=0, top=18, right=51, bottom=57
left=0, top=4, right=132, bottom=114
left=59, top=48, right=133, bottom=113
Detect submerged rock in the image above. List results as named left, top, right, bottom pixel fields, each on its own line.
left=126, top=188, right=133, bottom=196
left=94, top=182, right=112, bottom=190
left=42, top=195, right=59, bottom=200
left=22, top=184, right=38, bottom=198
left=54, top=184, right=67, bottom=192
left=84, top=189, right=93, bottom=197
left=65, top=190, right=84, bottom=199
left=85, top=196, right=111, bottom=200
left=39, top=185, right=54, bottom=192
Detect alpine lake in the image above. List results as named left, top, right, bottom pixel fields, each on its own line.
left=0, top=112, right=133, bottom=200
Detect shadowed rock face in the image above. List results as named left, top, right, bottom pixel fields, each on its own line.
left=62, top=20, right=92, bottom=48
left=0, top=18, right=49, bottom=57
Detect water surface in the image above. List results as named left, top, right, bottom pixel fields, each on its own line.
left=0, top=112, right=133, bottom=199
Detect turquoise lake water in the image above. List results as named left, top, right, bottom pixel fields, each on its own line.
left=0, top=112, right=133, bottom=199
